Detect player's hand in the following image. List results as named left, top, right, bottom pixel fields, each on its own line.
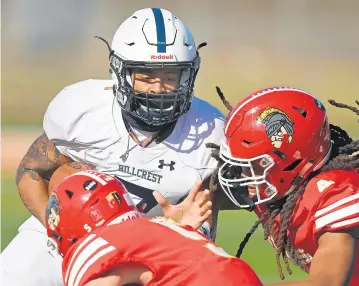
left=153, top=180, right=212, bottom=229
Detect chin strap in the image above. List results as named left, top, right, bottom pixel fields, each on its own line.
left=121, top=112, right=176, bottom=147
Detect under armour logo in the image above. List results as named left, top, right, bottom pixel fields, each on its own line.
left=158, top=160, right=176, bottom=171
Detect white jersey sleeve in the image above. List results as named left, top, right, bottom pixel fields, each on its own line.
left=168, top=96, right=225, bottom=182
left=43, top=79, right=115, bottom=158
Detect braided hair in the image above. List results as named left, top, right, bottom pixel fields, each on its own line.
left=207, top=88, right=359, bottom=279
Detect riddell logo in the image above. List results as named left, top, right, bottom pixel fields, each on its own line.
left=151, top=55, right=174, bottom=60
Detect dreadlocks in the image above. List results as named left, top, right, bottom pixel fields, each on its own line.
left=207, top=88, right=359, bottom=280
left=205, top=87, right=232, bottom=196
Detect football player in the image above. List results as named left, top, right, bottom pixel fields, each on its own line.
left=210, top=87, right=359, bottom=285
left=2, top=8, right=224, bottom=285
left=47, top=169, right=263, bottom=286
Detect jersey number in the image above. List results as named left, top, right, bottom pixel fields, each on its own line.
left=316, top=179, right=335, bottom=193
left=84, top=224, right=92, bottom=232
left=115, top=176, right=158, bottom=213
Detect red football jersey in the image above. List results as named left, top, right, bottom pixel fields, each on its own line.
left=256, top=169, right=359, bottom=285
left=62, top=217, right=262, bottom=286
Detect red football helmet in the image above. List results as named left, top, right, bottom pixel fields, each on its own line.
left=218, top=87, right=331, bottom=209
left=46, top=170, right=141, bottom=257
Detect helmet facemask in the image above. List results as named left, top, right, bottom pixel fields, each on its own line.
left=110, top=52, right=200, bottom=126
left=218, top=141, right=278, bottom=209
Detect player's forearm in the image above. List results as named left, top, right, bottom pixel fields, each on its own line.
left=84, top=264, right=152, bottom=286
left=206, top=190, right=220, bottom=240
left=15, top=133, right=72, bottom=225
left=84, top=276, right=121, bottom=286
left=17, top=171, right=49, bottom=226
left=198, top=187, right=219, bottom=241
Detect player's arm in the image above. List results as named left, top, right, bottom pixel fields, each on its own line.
left=153, top=180, right=213, bottom=231
left=267, top=228, right=358, bottom=286
left=83, top=263, right=152, bottom=286
left=16, top=132, right=72, bottom=225
left=195, top=177, right=220, bottom=240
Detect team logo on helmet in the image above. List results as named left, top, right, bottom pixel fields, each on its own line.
left=257, top=107, right=294, bottom=148
left=46, top=194, right=60, bottom=231
left=106, top=192, right=122, bottom=208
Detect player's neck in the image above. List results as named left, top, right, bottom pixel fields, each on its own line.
left=132, top=126, right=156, bottom=139
left=122, top=111, right=164, bottom=133
left=122, top=111, right=177, bottom=146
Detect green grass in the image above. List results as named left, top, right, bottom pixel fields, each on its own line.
left=1, top=171, right=307, bottom=284
left=1, top=173, right=30, bottom=248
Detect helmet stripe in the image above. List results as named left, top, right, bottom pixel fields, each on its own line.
left=151, top=8, right=166, bottom=53
left=70, top=171, right=107, bottom=185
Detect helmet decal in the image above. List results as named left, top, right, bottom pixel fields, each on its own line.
left=151, top=8, right=167, bottom=53
left=90, top=210, right=103, bottom=222
left=83, top=179, right=98, bottom=191
left=257, top=107, right=294, bottom=148
left=46, top=194, right=60, bottom=231
left=106, top=191, right=122, bottom=208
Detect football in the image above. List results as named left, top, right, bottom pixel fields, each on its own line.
left=48, top=162, right=95, bottom=195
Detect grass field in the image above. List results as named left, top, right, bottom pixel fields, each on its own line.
left=0, top=171, right=307, bottom=284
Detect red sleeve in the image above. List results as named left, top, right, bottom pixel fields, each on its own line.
left=62, top=233, right=118, bottom=286
left=308, top=170, right=359, bottom=237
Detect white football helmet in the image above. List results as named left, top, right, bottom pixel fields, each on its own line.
left=97, top=8, right=202, bottom=126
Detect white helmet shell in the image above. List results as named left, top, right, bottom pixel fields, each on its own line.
left=111, top=8, right=197, bottom=62
left=103, top=8, right=202, bottom=127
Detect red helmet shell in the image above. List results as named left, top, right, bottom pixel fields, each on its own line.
left=219, top=87, right=331, bottom=207
left=46, top=170, right=139, bottom=256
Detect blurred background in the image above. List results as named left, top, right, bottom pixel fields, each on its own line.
left=1, top=0, right=359, bottom=283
